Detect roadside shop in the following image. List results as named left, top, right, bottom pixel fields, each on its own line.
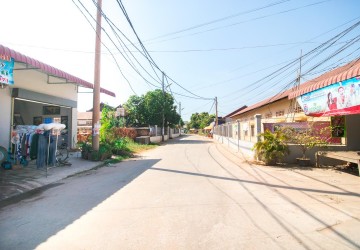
left=0, top=44, right=115, bottom=169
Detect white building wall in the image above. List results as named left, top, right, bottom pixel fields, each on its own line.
left=14, top=69, right=77, bottom=101
left=0, top=87, right=12, bottom=148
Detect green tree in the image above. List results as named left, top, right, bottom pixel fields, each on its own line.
left=123, top=95, right=146, bottom=126
left=124, top=90, right=181, bottom=127
left=187, top=112, right=215, bottom=130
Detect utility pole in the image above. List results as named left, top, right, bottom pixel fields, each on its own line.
left=92, top=0, right=102, bottom=151
left=162, top=72, right=165, bottom=142
left=179, top=102, right=181, bottom=135
left=298, top=49, right=302, bottom=85
left=215, top=97, right=218, bottom=127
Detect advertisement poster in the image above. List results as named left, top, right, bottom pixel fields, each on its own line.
left=0, top=55, right=14, bottom=85
left=296, top=77, right=360, bottom=117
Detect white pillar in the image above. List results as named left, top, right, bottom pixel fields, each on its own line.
left=254, top=114, right=262, bottom=142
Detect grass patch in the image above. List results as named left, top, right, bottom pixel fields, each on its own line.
left=103, top=141, right=158, bottom=164
left=104, top=155, right=129, bottom=164
left=127, top=141, right=158, bottom=153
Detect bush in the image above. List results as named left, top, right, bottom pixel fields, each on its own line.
left=79, top=142, right=112, bottom=161
left=253, top=129, right=289, bottom=165
left=282, top=123, right=330, bottom=159
left=112, top=137, right=132, bottom=156
left=111, top=127, right=137, bottom=140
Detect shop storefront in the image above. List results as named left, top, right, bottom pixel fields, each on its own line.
left=289, top=60, right=360, bottom=150
left=0, top=44, right=115, bottom=167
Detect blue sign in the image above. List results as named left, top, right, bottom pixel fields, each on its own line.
left=0, top=56, right=14, bottom=85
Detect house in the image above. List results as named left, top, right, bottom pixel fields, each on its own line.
left=77, top=103, right=122, bottom=135
left=0, top=44, right=115, bottom=151
left=214, top=59, right=360, bottom=166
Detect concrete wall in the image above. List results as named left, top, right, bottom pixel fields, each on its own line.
left=150, top=136, right=162, bottom=144
left=231, top=98, right=330, bottom=136
left=170, top=133, right=180, bottom=139
left=215, top=96, right=360, bottom=165
left=214, top=134, right=255, bottom=160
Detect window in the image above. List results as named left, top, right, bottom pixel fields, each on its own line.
left=294, top=106, right=303, bottom=113
left=275, top=110, right=284, bottom=117
left=251, top=125, right=255, bottom=137
left=265, top=113, right=272, bottom=119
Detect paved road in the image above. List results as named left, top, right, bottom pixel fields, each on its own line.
left=0, top=135, right=359, bottom=249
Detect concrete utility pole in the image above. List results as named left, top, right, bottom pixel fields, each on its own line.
left=215, top=97, right=218, bottom=127
left=179, top=102, right=181, bottom=135
left=162, top=72, right=165, bottom=142
left=92, top=0, right=102, bottom=151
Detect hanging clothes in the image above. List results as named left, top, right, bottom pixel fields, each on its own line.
left=37, top=134, right=47, bottom=169
left=30, top=134, right=39, bottom=160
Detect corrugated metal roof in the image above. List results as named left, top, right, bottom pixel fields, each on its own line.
left=0, top=44, right=115, bottom=97
left=288, top=59, right=360, bottom=99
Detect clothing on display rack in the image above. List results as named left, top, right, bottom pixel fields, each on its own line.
left=12, top=123, right=66, bottom=169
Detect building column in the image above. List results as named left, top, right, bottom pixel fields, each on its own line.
left=237, top=120, right=240, bottom=152
left=254, top=114, right=262, bottom=142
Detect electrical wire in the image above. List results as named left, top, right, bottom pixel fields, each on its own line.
left=145, top=0, right=331, bottom=46
left=115, top=0, right=162, bottom=82
left=89, top=0, right=163, bottom=88
left=73, top=0, right=138, bottom=95
left=144, top=0, right=292, bottom=43
left=220, top=20, right=360, bottom=103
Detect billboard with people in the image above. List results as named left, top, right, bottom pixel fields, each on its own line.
left=296, top=77, right=360, bottom=117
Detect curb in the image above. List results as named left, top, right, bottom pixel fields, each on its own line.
left=0, top=161, right=107, bottom=208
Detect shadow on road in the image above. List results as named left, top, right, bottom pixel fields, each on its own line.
left=0, top=158, right=160, bottom=250
left=164, top=135, right=212, bottom=145
left=150, top=167, right=360, bottom=198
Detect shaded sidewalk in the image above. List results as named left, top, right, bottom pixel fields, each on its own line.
left=0, top=153, right=103, bottom=203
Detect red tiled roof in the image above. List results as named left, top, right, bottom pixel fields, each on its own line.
left=230, top=90, right=290, bottom=118
left=0, top=44, right=115, bottom=97
left=289, top=59, right=360, bottom=99
left=229, top=59, right=360, bottom=118
left=224, top=105, right=247, bottom=118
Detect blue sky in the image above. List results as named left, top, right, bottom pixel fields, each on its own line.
left=2, top=0, right=360, bottom=121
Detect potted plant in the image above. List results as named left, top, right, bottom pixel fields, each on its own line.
left=253, top=129, right=289, bottom=165
left=77, top=141, right=92, bottom=160
left=283, top=123, right=330, bottom=166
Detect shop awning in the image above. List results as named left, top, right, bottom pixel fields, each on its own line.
left=204, top=122, right=215, bottom=130
left=0, top=44, right=115, bottom=97
left=289, top=59, right=360, bottom=99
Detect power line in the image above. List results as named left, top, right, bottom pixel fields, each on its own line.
left=115, top=0, right=162, bottom=82
left=145, top=0, right=331, bottom=45
left=115, top=0, right=213, bottom=101
left=220, top=19, right=360, bottom=103
left=90, top=0, right=163, bottom=87
left=144, top=0, right=292, bottom=43
left=73, top=0, right=138, bottom=95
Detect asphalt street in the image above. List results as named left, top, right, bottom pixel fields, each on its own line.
left=0, top=135, right=359, bottom=249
